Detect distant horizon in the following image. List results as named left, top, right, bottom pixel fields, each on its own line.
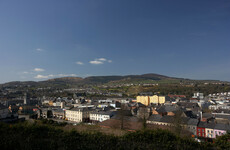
left=0, top=0, right=229, bottom=83
left=1, top=72, right=228, bottom=84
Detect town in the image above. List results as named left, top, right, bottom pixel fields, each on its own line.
left=1, top=83, right=230, bottom=142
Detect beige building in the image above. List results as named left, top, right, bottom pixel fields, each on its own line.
left=150, top=95, right=168, bottom=104
left=136, top=96, right=150, bottom=106
left=137, top=95, right=169, bottom=106
left=65, top=108, right=91, bottom=122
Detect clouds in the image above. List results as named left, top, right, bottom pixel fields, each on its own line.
left=76, top=61, right=84, bottom=65
left=34, top=74, right=54, bottom=79
left=89, top=58, right=112, bottom=65
left=36, top=48, right=44, bottom=52
left=22, top=67, right=78, bottom=80
left=34, top=68, right=45, bottom=72
left=89, top=60, right=104, bottom=65
left=34, top=74, right=77, bottom=79
left=76, top=58, right=112, bottom=65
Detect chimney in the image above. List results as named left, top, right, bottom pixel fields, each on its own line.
left=200, top=111, right=203, bottom=121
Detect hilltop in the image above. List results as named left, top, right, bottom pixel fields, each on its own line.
left=0, top=73, right=227, bottom=89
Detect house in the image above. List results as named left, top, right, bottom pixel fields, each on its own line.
left=147, top=115, right=175, bottom=126
left=90, top=111, right=116, bottom=123
left=205, top=123, right=215, bottom=139
left=147, top=114, right=163, bottom=125
left=65, top=107, right=91, bottom=123
left=186, top=118, right=199, bottom=136
left=197, top=122, right=206, bottom=138
left=213, top=124, right=230, bottom=138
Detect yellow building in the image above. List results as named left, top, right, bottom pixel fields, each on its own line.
left=149, top=95, right=167, bottom=104
left=136, top=96, right=150, bottom=106
left=137, top=95, right=168, bottom=106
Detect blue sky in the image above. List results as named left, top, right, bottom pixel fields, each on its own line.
left=0, top=0, right=229, bottom=83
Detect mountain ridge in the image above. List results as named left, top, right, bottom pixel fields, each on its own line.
left=0, top=73, right=226, bottom=88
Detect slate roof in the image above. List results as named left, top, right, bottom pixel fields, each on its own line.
left=91, top=111, right=115, bottom=116
left=214, top=114, right=230, bottom=120
left=214, top=124, right=230, bottom=131
left=187, top=118, right=199, bottom=126
left=177, top=102, right=200, bottom=109
left=70, top=107, right=90, bottom=111
left=155, top=105, right=179, bottom=113
left=160, top=116, right=174, bottom=124
left=148, top=114, right=162, bottom=122
left=202, top=113, right=213, bottom=119
left=197, top=121, right=207, bottom=128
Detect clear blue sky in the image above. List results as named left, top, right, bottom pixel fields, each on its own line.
left=0, top=0, right=229, bottom=83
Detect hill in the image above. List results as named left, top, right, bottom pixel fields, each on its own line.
left=0, top=73, right=226, bottom=89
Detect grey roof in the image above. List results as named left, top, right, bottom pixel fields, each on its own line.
left=91, top=111, right=115, bottom=115
left=160, top=116, right=174, bottom=123
left=148, top=114, right=162, bottom=122
left=214, top=114, right=230, bottom=120
left=202, top=113, right=213, bottom=119
left=187, top=118, right=199, bottom=126
left=197, top=122, right=207, bottom=128
left=70, top=107, right=90, bottom=111
left=52, top=109, right=64, bottom=113
left=214, top=124, right=230, bottom=131
left=156, top=105, right=179, bottom=113
left=205, top=123, right=216, bottom=129
left=177, top=102, right=200, bottom=109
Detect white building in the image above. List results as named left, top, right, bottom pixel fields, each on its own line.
left=192, top=92, right=204, bottom=100
left=90, top=111, right=116, bottom=122
left=65, top=108, right=91, bottom=123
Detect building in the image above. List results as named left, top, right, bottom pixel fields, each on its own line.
left=150, top=95, right=168, bottom=104
left=213, top=124, right=230, bottom=138
left=52, top=109, right=65, bottom=119
left=136, top=95, right=169, bottom=106
left=90, top=111, right=116, bottom=123
left=186, top=119, right=199, bottom=136
left=136, top=96, right=149, bottom=106
left=65, top=108, right=91, bottom=123
left=152, top=105, right=180, bottom=116
left=192, top=92, right=204, bottom=100
left=197, top=122, right=206, bottom=138
left=205, top=123, right=215, bottom=138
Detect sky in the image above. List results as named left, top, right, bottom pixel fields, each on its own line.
left=0, top=0, right=229, bottom=83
